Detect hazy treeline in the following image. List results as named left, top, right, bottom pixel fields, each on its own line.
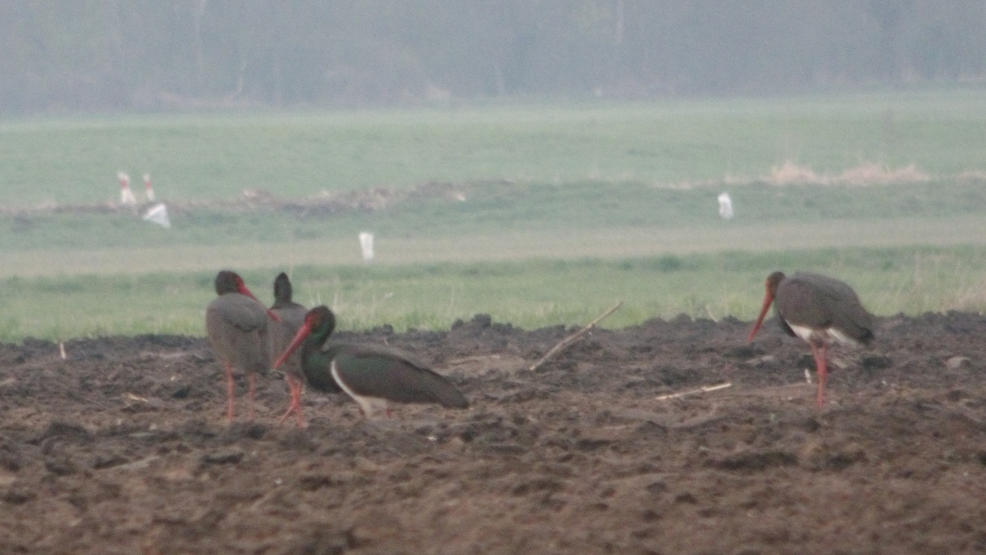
left=2, top=0, right=985, bottom=113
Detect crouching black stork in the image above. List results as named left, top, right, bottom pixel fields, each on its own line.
left=273, top=306, right=469, bottom=427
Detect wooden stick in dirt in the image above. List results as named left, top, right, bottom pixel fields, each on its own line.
left=655, top=382, right=732, bottom=401
left=528, top=301, right=623, bottom=372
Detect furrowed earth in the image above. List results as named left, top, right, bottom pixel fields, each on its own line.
left=1, top=312, right=985, bottom=553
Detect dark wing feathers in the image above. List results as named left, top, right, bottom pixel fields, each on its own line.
left=208, top=294, right=268, bottom=332
left=272, top=301, right=307, bottom=328
left=205, top=294, right=270, bottom=374
left=329, top=345, right=469, bottom=408
left=779, top=273, right=874, bottom=343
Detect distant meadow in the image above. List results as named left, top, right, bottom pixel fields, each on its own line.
left=2, top=91, right=985, bottom=340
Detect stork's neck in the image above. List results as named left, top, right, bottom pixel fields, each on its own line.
left=301, top=323, right=334, bottom=360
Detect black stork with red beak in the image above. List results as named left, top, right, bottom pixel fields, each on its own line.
left=273, top=306, right=469, bottom=427
left=748, top=271, right=874, bottom=407
left=205, top=270, right=281, bottom=422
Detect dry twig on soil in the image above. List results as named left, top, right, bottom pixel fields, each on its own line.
left=655, top=382, right=733, bottom=401
left=528, top=301, right=623, bottom=371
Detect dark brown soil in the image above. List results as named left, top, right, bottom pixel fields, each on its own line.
left=2, top=312, right=985, bottom=554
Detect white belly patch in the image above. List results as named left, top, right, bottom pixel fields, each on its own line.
left=331, top=360, right=389, bottom=418
left=787, top=323, right=857, bottom=346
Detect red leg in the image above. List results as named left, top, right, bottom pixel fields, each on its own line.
left=247, top=372, right=257, bottom=420
left=224, top=362, right=236, bottom=422
left=278, top=374, right=306, bottom=428
left=811, top=343, right=829, bottom=407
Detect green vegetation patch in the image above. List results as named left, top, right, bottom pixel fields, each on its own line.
left=3, top=179, right=985, bottom=252
left=3, top=92, right=986, bottom=206
left=3, top=246, right=985, bottom=342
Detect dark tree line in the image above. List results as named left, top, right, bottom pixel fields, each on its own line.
left=2, top=1, right=984, bottom=113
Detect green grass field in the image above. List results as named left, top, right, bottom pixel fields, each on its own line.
left=3, top=245, right=986, bottom=342
left=3, top=90, right=986, bottom=206
left=2, top=90, right=985, bottom=341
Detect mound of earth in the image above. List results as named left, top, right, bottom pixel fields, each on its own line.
left=0, top=180, right=478, bottom=218
left=1, top=312, right=985, bottom=553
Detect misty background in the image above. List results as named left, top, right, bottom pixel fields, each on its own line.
left=3, top=0, right=986, bottom=114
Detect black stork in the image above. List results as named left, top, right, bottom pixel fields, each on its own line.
left=205, top=270, right=281, bottom=422
left=748, top=271, right=874, bottom=407
left=267, top=272, right=308, bottom=419
left=272, top=306, right=469, bottom=427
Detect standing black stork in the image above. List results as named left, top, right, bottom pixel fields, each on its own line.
left=206, top=270, right=281, bottom=422
left=267, top=272, right=308, bottom=424
left=272, top=306, right=469, bottom=427
left=748, top=271, right=874, bottom=407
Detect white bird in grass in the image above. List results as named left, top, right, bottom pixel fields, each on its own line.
left=118, top=171, right=136, bottom=206
left=717, top=192, right=734, bottom=220
left=359, top=231, right=375, bottom=262
left=143, top=173, right=155, bottom=202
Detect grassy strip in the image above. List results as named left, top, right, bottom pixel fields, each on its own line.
left=3, top=215, right=984, bottom=278
left=3, top=245, right=985, bottom=341
left=3, top=179, right=985, bottom=253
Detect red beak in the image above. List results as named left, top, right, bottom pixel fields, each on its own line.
left=273, top=320, right=313, bottom=369
left=747, top=291, right=774, bottom=342
left=237, top=282, right=282, bottom=322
